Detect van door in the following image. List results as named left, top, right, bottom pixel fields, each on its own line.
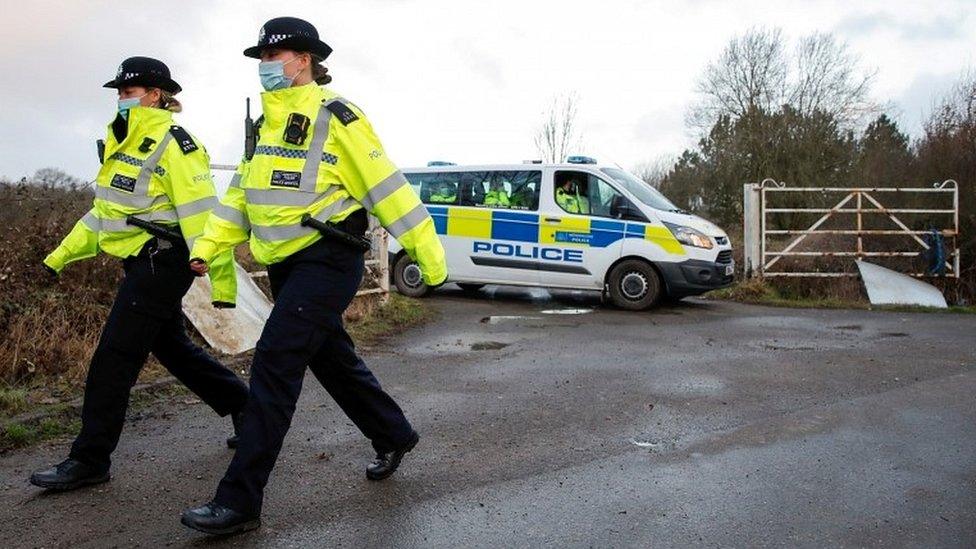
left=459, top=170, right=543, bottom=286
left=538, top=170, right=642, bottom=290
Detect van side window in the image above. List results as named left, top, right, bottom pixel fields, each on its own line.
left=554, top=170, right=643, bottom=220
left=406, top=170, right=540, bottom=210
left=506, top=171, right=541, bottom=211
left=405, top=172, right=461, bottom=205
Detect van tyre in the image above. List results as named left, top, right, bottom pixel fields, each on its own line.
left=394, top=254, right=431, bottom=297
left=607, top=260, right=662, bottom=311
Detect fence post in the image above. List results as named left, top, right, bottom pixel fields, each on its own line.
left=742, top=183, right=762, bottom=278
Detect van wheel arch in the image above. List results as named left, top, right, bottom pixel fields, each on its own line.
left=393, top=251, right=432, bottom=297
left=603, top=256, right=668, bottom=310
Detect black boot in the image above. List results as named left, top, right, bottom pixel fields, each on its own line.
left=226, top=409, right=245, bottom=449
left=181, top=501, right=261, bottom=536
left=29, top=458, right=110, bottom=491
left=366, top=431, right=419, bottom=481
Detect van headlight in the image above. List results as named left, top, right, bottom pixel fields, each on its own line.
left=663, top=222, right=713, bottom=249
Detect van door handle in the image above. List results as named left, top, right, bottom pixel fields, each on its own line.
left=544, top=217, right=561, bottom=223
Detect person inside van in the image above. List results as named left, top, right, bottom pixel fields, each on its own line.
left=483, top=179, right=510, bottom=208
left=429, top=181, right=457, bottom=203
left=509, top=183, right=536, bottom=210
left=555, top=176, right=590, bottom=214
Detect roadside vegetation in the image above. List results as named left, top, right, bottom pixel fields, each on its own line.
left=635, top=28, right=974, bottom=306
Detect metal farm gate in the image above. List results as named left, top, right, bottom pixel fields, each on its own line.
left=743, top=179, right=960, bottom=279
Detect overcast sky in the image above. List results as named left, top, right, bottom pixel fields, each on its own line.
left=0, top=0, right=972, bottom=188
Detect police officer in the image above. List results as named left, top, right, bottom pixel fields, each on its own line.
left=556, top=176, right=590, bottom=214
left=429, top=180, right=458, bottom=203
left=29, top=57, right=249, bottom=492
left=484, top=179, right=510, bottom=207
left=180, top=18, right=447, bottom=535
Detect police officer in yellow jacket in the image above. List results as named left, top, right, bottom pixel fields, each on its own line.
left=29, top=57, right=249, bottom=492
left=180, top=18, right=447, bottom=535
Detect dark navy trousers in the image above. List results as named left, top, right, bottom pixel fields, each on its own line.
left=69, top=240, right=249, bottom=471
left=214, top=237, right=415, bottom=516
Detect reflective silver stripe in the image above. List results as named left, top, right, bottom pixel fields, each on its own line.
left=95, top=186, right=172, bottom=209
left=250, top=196, right=359, bottom=241
left=299, top=101, right=334, bottom=192
left=81, top=211, right=100, bottom=231
left=385, top=203, right=431, bottom=238
left=134, top=133, right=173, bottom=195
left=175, top=196, right=216, bottom=218
left=361, top=171, right=408, bottom=211
left=213, top=202, right=250, bottom=230
left=244, top=185, right=339, bottom=207
left=228, top=173, right=242, bottom=188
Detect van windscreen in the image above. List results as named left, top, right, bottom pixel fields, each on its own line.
left=600, top=168, right=679, bottom=212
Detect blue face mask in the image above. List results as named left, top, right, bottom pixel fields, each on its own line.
left=258, top=56, right=300, bottom=91
left=117, top=96, right=144, bottom=119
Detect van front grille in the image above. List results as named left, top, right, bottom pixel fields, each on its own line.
left=716, top=250, right=733, bottom=264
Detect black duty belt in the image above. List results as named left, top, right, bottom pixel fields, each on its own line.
left=301, top=209, right=371, bottom=253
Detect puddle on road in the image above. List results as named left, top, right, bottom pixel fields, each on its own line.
left=471, top=341, right=510, bottom=351
left=404, top=332, right=527, bottom=356
left=540, top=308, right=593, bottom=315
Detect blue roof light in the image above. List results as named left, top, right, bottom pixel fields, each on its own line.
left=565, top=155, right=597, bottom=164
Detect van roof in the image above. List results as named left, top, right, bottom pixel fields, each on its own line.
left=402, top=163, right=617, bottom=172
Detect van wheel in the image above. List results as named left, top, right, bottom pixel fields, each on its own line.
left=394, top=255, right=431, bottom=297
left=607, top=260, right=662, bottom=311
left=457, top=283, right=485, bottom=293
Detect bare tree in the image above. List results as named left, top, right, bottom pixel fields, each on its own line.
left=535, top=92, right=582, bottom=163
left=632, top=154, right=676, bottom=188
left=688, top=27, right=877, bottom=132
left=32, top=168, right=86, bottom=190
left=790, top=32, right=877, bottom=128
left=687, top=27, right=788, bottom=130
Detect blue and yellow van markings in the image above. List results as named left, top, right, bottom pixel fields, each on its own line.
left=424, top=205, right=685, bottom=255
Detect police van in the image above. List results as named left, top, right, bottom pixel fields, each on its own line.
left=389, top=157, right=734, bottom=310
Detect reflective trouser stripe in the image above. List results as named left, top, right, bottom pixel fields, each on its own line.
left=299, top=101, right=334, bottom=192
left=213, top=202, right=250, bottom=230
left=360, top=170, right=409, bottom=211
left=244, top=186, right=339, bottom=207
left=250, top=197, right=360, bottom=241
left=175, top=196, right=216, bottom=218
left=134, top=133, right=173, bottom=195
left=385, top=203, right=430, bottom=238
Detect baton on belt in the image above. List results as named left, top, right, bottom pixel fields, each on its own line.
left=126, top=215, right=183, bottom=243
left=300, top=213, right=371, bottom=253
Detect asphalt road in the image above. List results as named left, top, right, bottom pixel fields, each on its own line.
left=2, top=287, right=974, bottom=548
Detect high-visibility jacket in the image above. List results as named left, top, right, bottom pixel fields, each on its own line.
left=484, top=190, right=510, bottom=207
left=192, top=83, right=447, bottom=285
left=555, top=188, right=590, bottom=215
left=428, top=192, right=456, bottom=204
left=43, top=106, right=237, bottom=305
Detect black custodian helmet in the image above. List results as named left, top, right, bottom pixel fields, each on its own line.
left=244, top=17, right=333, bottom=60
left=103, top=56, right=181, bottom=94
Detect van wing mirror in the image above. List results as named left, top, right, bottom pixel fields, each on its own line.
left=611, top=196, right=648, bottom=222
